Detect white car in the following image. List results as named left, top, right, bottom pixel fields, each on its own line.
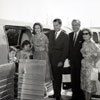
left=90, top=27, right=100, bottom=98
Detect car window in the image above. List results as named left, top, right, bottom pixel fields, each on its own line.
left=92, top=32, right=99, bottom=43
left=4, top=25, right=31, bottom=48
left=6, top=28, right=21, bottom=46
left=98, top=32, right=100, bottom=38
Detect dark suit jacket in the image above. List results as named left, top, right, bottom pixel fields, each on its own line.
left=68, top=31, right=84, bottom=64
left=48, top=30, right=69, bottom=67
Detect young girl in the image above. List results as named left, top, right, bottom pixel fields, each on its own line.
left=9, top=46, right=18, bottom=63
left=17, top=40, right=33, bottom=59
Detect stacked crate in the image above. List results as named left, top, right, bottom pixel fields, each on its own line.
left=18, top=59, right=46, bottom=100
left=0, top=63, right=15, bottom=100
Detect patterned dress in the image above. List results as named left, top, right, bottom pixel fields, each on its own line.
left=81, top=40, right=99, bottom=93
left=31, top=33, right=52, bottom=83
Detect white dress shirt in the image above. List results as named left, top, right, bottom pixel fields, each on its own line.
left=55, top=30, right=62, bottom=39
left=73, top=30, right=79, bottom=42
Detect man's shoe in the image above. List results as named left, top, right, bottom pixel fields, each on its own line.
left=69, top=98, right=75, bottom=100
left=48, top=94, right=55, bottom=98
left=55, top=96, right=61, bottom=100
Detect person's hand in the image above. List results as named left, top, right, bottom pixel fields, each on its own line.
left=57, top=62, right=63, bottom=67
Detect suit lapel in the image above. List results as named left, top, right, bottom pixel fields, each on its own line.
left=74, top=31, right=82, bottom=46
left=52, top=30, right=56, bottom=44
left=76, top=31, right=82, bottom=42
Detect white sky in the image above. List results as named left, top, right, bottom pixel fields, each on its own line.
left=0, top=0, right=100, bottom=28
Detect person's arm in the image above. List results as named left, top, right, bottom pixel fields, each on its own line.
left=90, top=43, right=100, bottom=67
left=45, top=35, right=49, bottom=52
left=67, top=33, right=71, bottom=61
left=30, top=35, right=34, bottom=47
left=94, top=45, right=100, bottom=66
left=30, top=35, right=35, bottom=53
left=58, top=34, right=69, bottom=67
left=61, top=34, right=69, bottom=62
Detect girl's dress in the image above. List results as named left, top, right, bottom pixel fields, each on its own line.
left=17, top=50, right=33, bottom=74
left=81, top=40, right=99, bottom=93
left=17, top=50, right=32, bottom=59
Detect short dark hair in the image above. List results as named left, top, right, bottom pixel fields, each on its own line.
left=72, top=19, right=81, bottom=26
left=53, top=18, right=62, bottom=25
left=33, top=22, right=43, bottom=34
left=82, top=28, right=92, bottom=37
left=21, top=40, right=31, bottom=48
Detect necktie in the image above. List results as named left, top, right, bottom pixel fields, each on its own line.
left=74, top=33, right=77, bottom=44
left=55, top=32, right=57, bottom=39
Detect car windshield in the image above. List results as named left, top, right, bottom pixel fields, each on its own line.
left=4, top=25, right=31, bottom=47
left=6, top=28, right=21, bottom=46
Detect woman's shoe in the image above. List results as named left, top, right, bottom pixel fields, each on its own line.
left=44, top=94, right=48, bottom=98
left=48, top=94, right=55, bottom=98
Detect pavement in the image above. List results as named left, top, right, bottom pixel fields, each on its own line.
left=44, top=95, right=71, bottom=100
left=14, top=89, right=100, bottom=100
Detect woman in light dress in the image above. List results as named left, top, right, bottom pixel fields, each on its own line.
left=31, top=22, right=52, bottom=97
left=81, top=28, right=100, bottom=100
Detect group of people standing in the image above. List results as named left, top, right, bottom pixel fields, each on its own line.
left=46, top=19, right=99, bottom=100
left=9, top=18, right=100, bottom=100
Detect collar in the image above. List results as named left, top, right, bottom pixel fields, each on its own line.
left=73, top=30, right=80, bottom=40
left=55, top=30, right=62, bottom=39
left=74, top=30, right=80, bottom=37
left=74, top=30, right=80, bottom=35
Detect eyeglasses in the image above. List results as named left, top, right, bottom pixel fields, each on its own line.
left=83, top=33, right=89, bottom=35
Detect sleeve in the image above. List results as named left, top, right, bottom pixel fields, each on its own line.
left=91, top=43, right=98, bottom=56
left=81, top=42, right=87, bottom=57
left=30, top=35, right=34, bottom=46
left=90, top=43, right=100, bottom=62
left=67, top=33, right=72, bottom=60
left=44, top=35, right=49, bottom=52
left=16, top=51, right=21, bottom=59
left=30, top=35, right=35, bottom=52
left=60, top=34, right=69, bottom=63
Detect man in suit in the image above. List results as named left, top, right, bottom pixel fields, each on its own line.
left=68, top=19, right=85, bottom=100
left=48, top=18, right=69, bottom=100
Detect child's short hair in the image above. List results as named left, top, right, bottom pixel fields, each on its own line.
left=21, top=40, right=31, bottom=48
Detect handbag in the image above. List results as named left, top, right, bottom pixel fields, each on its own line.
left=62, top=59, right=71, bottom=90
left=91, top=67, right=98, bottom=81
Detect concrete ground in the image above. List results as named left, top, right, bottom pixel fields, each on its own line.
left=44, top=95, right=71, bottom=100
left=14, top=88, right=100, bottom=100
left=44, top=90, right=99, bottom=100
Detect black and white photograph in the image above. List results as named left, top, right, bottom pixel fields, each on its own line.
left=0, top=0, right=100, bottom=100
